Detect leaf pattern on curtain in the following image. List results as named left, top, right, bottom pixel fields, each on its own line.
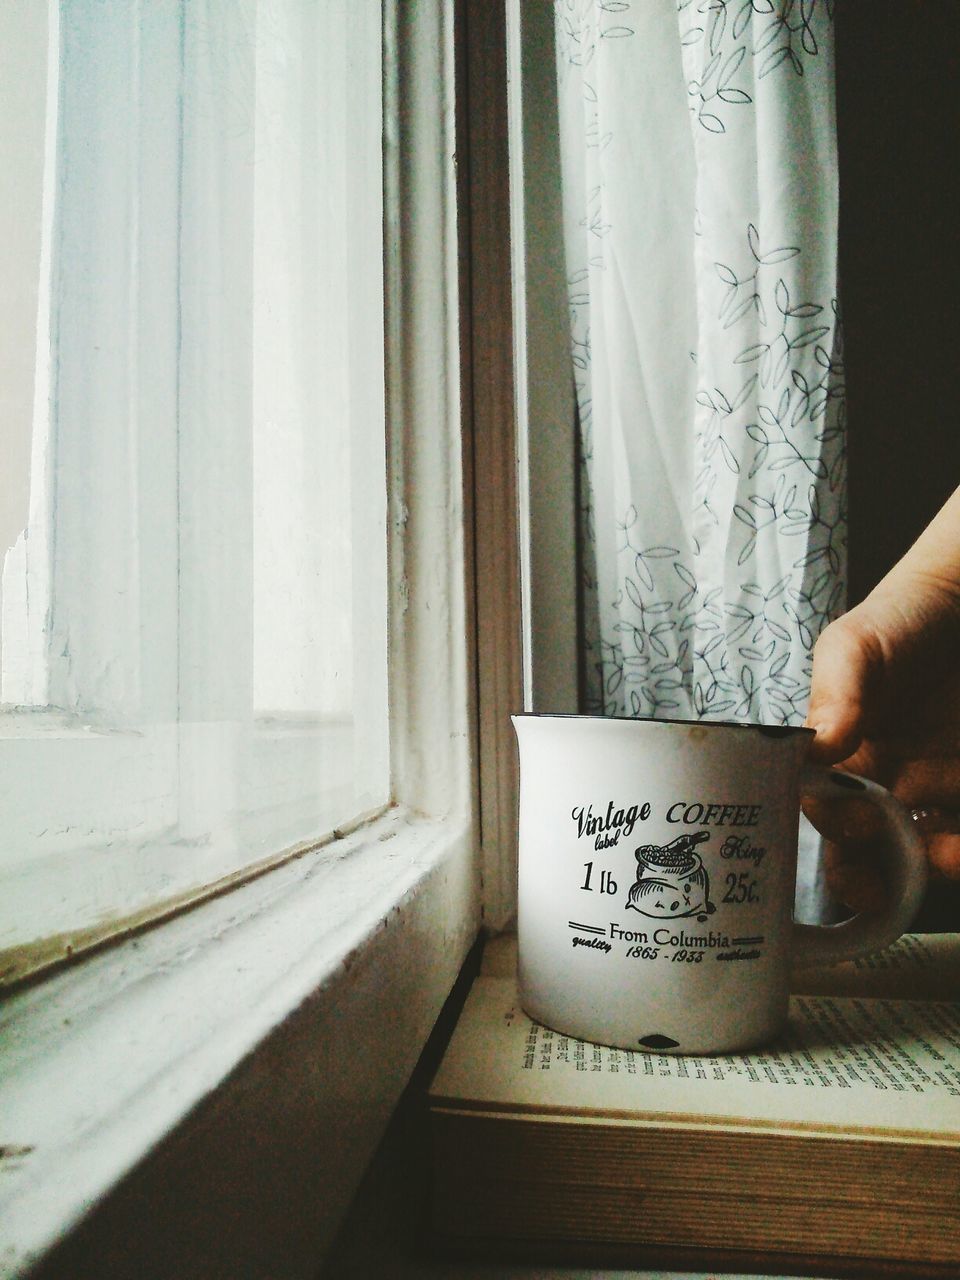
left=678, top=0, right=835, bottom=134
left=556, top=0, right=846, bottom=724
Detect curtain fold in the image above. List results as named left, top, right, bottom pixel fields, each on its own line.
left=557, top=0, right=845, bottom=725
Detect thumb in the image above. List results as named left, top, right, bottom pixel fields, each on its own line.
left=805, top=615, right=881, bottom=764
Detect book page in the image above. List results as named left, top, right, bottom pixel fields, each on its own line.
left=429, top=977, right=960, bottom=1141
left=481, top=931, right=960, bottom=999
left=796, top=932, right=960, bottom=998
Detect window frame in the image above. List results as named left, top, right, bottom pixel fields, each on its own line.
left=0, top=0, right=512, bottom=1272
left=507, top=0, right=579, bottom=729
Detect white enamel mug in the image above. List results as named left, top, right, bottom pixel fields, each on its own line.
left=513, top=714, right=928, bottom=1054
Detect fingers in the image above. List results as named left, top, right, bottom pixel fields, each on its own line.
left=805, top=788, right=889, bottom=914
left=891, top=755, right=960, bottom=808
left=822, top=840, right=888, bottom=914
left=805, top=615, right=881, bottom=764
left=911, top=809, right=960, bottom=880
left=805, top=573, right=959, bottom=767
left=802, top=791, right=885, bottom=843
left=927, top=833, right=960, bottom=880
left=824, top=831, right=960, bottom=915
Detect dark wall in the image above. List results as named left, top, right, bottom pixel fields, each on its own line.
left=836, top=2, right=960, bottom=603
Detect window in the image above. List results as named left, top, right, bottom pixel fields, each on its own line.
left=0, top=0, right=397, bottom=984
left=1, top=0, right=502, bottom=1271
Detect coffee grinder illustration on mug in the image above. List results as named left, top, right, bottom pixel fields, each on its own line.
left=625, top=830, right=716, bottom=923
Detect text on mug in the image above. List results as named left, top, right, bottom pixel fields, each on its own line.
left=665, top=801, right=761, bottom=826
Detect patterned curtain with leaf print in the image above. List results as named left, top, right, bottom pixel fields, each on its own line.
left=557, top=0, right=845, bottom=726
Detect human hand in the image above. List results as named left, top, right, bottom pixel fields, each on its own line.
left=803, top=488, right=960, bottom=909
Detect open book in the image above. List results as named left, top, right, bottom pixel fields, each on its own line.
left=428, top=934, right=960, bottom=1276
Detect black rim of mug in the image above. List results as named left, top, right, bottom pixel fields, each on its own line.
left=511, top=712, right=814, bottom=739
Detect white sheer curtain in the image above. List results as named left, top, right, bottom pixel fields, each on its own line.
left=557, top=0, right=846, bottom=726
left=0, top=0, right=389, bottom=970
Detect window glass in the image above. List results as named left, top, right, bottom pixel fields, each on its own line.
left=0, top=0, right=389, bottom=976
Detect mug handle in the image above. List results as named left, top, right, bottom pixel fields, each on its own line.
left=792, top=763, right=928, bottom=969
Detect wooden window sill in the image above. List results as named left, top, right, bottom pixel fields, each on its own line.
left=0, top=806, right=478, bottom=1279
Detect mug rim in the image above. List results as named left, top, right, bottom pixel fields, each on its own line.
left=511, top=712, right=814, bottom=738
